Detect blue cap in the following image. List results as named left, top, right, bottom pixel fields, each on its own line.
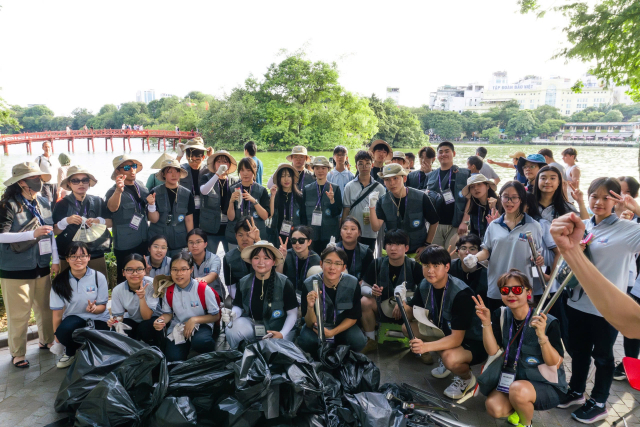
left=517, top=154, right=547, bottom=178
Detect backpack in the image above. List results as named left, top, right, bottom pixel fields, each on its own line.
left=166, top=281, right=222, bottom=326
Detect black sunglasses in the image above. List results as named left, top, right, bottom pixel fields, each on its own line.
left=291, top=237, right=308, bottom=245
left=70, top=178, right=91, bottom=185
left=119, top=164, right=138, bottom=171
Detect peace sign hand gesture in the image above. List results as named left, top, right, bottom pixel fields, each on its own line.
left=278, top=236, right=288, bottom=258
left=568, top=182, right=583, bottom=202
left=472, top=295, right=491, bottom=326
left=86, top=300, right=98, bottom=313
left=447, top=245, right=457, bottom=257
left=486, top=208, right=500, bottom=224
left=488, top=197, right=497, bottom=210
left=609, top=190, right=640, bottom=215
left=325, top=185, right=335, bottom=204
left=248, top=217, right=260, bottom=242
left=135, top=282, right=149, bottom=300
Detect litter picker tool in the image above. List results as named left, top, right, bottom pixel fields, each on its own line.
left=526, top=232, right=547, bottom=291
left=396, top=292, right=420, bottom=357
left=313, top=280, right=325, bottom=342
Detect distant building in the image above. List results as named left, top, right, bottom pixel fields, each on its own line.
left=159, top=93, right=176, bottom=99
left=558, top=121, right=640, bottom=142
left=386, top=88, right=400, bottom=105
left=27, top=104, right=45, bottom=108
left=135, top=90, right=156, bottom=103
left=429, top=83, right=483, bottom=113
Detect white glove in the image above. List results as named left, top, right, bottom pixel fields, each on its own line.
left=394, top=282, right=407, bottom=302
left=216, top=164, right=228, bottom=176
left=50, top=341, right=65, bottom=356
left=221, top=308, right=236, bottom=324
left=326, top=236, right=337, bottom=249
left=463, top=254, right=478, bottom=269
left=369, top=192, right=379, bottom=205
left=57, top=217, right=69, bottom=231
left=114, top=319, right=132, bottom=336
left=168, top=323, right=186, bottom=344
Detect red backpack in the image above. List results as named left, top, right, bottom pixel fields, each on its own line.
left=166, top=281, right=222, bottom=327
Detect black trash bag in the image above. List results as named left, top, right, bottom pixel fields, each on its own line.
left=345, top=392, right=406, bottom=427
left=148, top=397, right=197, bottom=427
left=339, top=351, right=380, bottom=394
left=318, top=342, right=350, bottom=370
left=74, top=346, right=168, bottom=427
left=55, top=329, right=150, bottom=413
left=168, top=350, right=242, bottom=397
left=378, top=383, right=414, bottom=405
left=217, top=396, right=264, bottom=427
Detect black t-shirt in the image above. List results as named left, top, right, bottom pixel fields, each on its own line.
left=449, top=259, right=488, bottom=298
left=344, top=246, right=373, bottom=281
left=222, top=256, right=252, bottom=287
left=52, top=195, right=105, bottom=223
left=375, top=191, right=440, bottom=228
left=362, top=258, right=424, bottom=298
left=104, top=184, right=147, bottom=220
left=190, top=168, right=201, bottom=196
left=437, top=168, right=456, bottom=225
left=300, top=279, right=362, bottom=321
left=232, top=274, right=298, bottom=321
left=275, top=191, right=303, bottom=235
left=491, top=309, right=564, bottom=370
left=409, top=284, right=476, bottom=335
left=163, top=187, right=196, bottom=216
left=238, top=185, right=271, bottom=217
left=370, top=167, right=384, bottom=184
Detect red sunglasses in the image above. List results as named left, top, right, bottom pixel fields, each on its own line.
left=499, top=285, right=524, bottom=296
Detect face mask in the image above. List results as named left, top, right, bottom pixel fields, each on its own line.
left=23, top=178, right=43, bottom=193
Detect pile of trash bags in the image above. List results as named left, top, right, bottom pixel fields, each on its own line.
left=54, top=330, right=467, bottom=426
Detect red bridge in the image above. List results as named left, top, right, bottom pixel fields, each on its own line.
left=0, top=129, right=202, bottom=154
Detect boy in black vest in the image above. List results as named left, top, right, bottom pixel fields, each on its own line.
left=448, top=234, right=488, bottom=300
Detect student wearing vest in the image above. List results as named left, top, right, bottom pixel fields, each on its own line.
left=0, top=162, right=58, bottom=368
left=406, top=146, right=436, bottom=191
left=222, top=218, right=261, bottom=299
left=276, top=226, right=321, bottom=294
left=221, top=241, right=299, bottom=350
left=408, top=245, right=486, bottom=399
left=199, top=150, right=238, bottom=253
left=449, top=234, right=488, bottom=301
left=342, top=150, right=386, bottom=251
left=178, top=138, right=213, bottom=229
left=298, top=245, right=367, bottom=355
left=153, top=251, right=221, bottom=362
left=369, top=163, right=440, bottom=257
left=50, top=242, right=110, bottom=369
left=516, top=154, right=547, bottom=194
left=146, top=153, right=172, bottom=192
left=360, top=230, right=424, bottom=354
left=369, top=139, right=392, bottom=185
left=187, top=228, right=223, bottom=298
left=425, top=141, right=471, bottom=249
left=462, top=174, right=500, bottom=239
left=337, top=217, right=373, bottom=282
left=301, top=156, right=343, bottom=254
left=474, top=270, right=567, bottom=427
left=54, top=166, right=112, bottom=277
left=269, top=163, right=303, bottom=248
left=145, top=235, right=172, bottom=278
left=266, top=146, right=316, bottom=191
left=106, top=155, right=150, bottom=284
left=148, top=159, right=195, bottom=257
left=226, top=158, right=270, bottom=249
left=108, top=254, right=163, bottom=347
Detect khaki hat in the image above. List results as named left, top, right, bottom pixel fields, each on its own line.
left=273, top=163, right=300, bottom=182
left=60, top=165, right=98, bottom=191
left=207, top=150, right=238, bottom=175
left=378, top=163, right=408, bottom=178
left=310, top=156, right=332, bottom=170
left=178, top=137, right=207, bottom=154
left=380, top=291, right=415, bottom=318
left=151, top=153, right=175, bottom=169
left=392, top=151, right=406, bottom=161
left=286, top=146, right=311, bottom=162
left=508, top=151, right=526, bottom=159
left=3, top=162, right=51, bottom=187
left=369, top=139, right=392, bottom=161
left=461, top=174, right=498, bottom=198
left=155, top=159, right=189, bottom=181
left=152, top=274, right=174, bottom=299
left=110, top=154, right=144, bottom=180
left=240, top=240, right=284, bottom=266
left=412, top=305, right=446, bottom=339
left=307, top=265, right=323, bottom=279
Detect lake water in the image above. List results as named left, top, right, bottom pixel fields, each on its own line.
left=0, top=139, right=637, bottom=195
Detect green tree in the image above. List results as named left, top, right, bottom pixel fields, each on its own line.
left=484, top=100, right=521, bottom=129
left=368, top=96, right=424, bottom=147
left=601, top=109, right=624, bottom=122
left=481, top=126, right=502, bottom=144
left=71, top=108, right=94, bottom=130
left=507, top=110, right=537, bottom=136
left=0, top=93, right=20, bottom=133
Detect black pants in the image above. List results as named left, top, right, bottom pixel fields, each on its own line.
left=163, top=324, right=217, bottom=362
left=623, top=290, right=640, bottom=358
left=113, top=241, right=149, bottom=284
left=121, top=317, right=164, bottom=348
left=548, top=290, right=572, bottom=357
left=358, top=237, right=377, bottom=252
left=55, top=315, right=109, bottom=356
left=567, top=305, right=619, bottom=403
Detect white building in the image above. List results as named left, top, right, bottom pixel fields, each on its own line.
left=159, top=93, right=176, bottom=99
left=429, top=83, right=484, bottom=113
left=386, top=88, right=401, bottom=105
left=135, top=90, right=156, bottom=103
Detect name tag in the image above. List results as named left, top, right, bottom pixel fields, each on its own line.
left=254, top=323, right=266, bottom=337
left=194, top=195, right=201, bottom=209
left=220, top=213, right=228, bottom=223
left=280, top=220, right=293, bottom=236
left=497, top=370, right=516, bottom=393
left=130, top=214, right=143, bottom=230
left=531, top=266, right=539, bottom=278
left=442, top=189, right=455, bottom=205
left=39, top=238, right=52, bottom=255
left=312, top=209, right=323, bottom=226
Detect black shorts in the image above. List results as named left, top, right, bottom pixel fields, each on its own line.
left=461, top=339, right=487, bottom=366
left=531, top=381, right=566, bottom=411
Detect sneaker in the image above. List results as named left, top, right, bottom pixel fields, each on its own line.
left=361, top=338, right=378, bottom=354
left=431, top=359, right=451, bottom=378
left=443, top=373, right=476, bottom=399
left=507, top=411, right=520, bottom=426
left=557, top=389, right=586, bottom=409
left=571, top=399, right=608, bottom=424
left=613, top=362, right=627, bottom=381
left=419, top=352, right=434, bottom=365
left=57, top=354, right=75, bottom=369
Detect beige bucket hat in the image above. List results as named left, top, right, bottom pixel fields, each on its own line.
left=306, top=265, right=323, bottom=279
left=377, top=163, right=408, bottom=178
left=60, top=165, right=98, bottom=191
left=110, top=154, right=144, bottom=180
left=152, top=274, right=174, bottom=299
left=310, top=156, right=332, bottom=170
left=273, top=163, right=299, bottom=181
left=178, top=137, right=207, bottom=153
left=3, top=162, right=51, bottom=187
left=207, top=150, right=238, bottom=175
left=151, top=153, right=175, bottom=169
left=461, top=174, right=498, bottom=198
left=155, top=159, right=189, bottom=181
left=412, top=305, right=446, bottom=339
left=369, top=139, right=393, bottom=161
left=380, top=291, right=415, bottom=318
left=240, top=240, right=284, bottom=266
left=286, top=146, right=311, bottom=162
left=508, top=151, right=526, bottom=159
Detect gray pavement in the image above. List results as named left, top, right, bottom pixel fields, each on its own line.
left=1, top=334, right=640, bottom=426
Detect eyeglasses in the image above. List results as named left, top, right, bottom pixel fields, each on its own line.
left=171, top=267, right=191, bottom=273
left=291, top=237, right=308, bottom=245
left=69, top=178, right=91, bottom=185
left=522, top=164, right=539, bottom=170
left=323, top=260, right=344, bottom=267
left=124, top=267, right=145, bottom=274
left=500, top=195, right=521, bottom=203
left=499, top=285, right=525, bottom=296
left=357, top=162, right=372, bottom=168
left=188, top=240, right=205, bottom=246
left=151, top=244, right=168, bottom=251
left=67, top=254, right=89, bottom=261
left=118, top=164, right=138, bottom=172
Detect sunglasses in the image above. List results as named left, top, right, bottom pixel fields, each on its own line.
left=499, top=285, right=525, bottom=296
left=70, top=178, right=91, bottom=185
left=291, top=237, right=308, bottom=245
left=119, top=164, right=138, bottom=171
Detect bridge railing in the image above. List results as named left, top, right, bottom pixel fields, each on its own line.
left=0, top=129, right=200, bottom=144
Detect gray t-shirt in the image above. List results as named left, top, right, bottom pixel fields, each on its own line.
left=110, top=276, right=159, bottom=322
left=192, top=250, right=223, bottom=296
left=479, top=162, right=500, bottom=181
left=342, top=179, right=386, bottom=239
left=50, top=268, right=110, bottom=322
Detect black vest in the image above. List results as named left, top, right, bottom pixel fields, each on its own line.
left=225, top=182, right=268, bottom=244
left=379, top=187, right=428, bottom=253
left=426, top=166, right=470, bottom=227
left=179, top=163, right=206, bottom=195
left=303, top=273, right=358, bottom=326
left=148, top=184, right=190, bottom=252
left=56, top=194, right=112, bottom=257
left=199, top=174, right=238, bottom=235
left=406, top=170, right=429, bottom=190
left=239, top=272, right=287, bottom=331
left=270, top=192, right=302, bottom=242
left=108, top=181, right=149, bottom=251
left=297, top=170, right=316, bottom=191
left=225, top=247, right=251, bottom=286
left=283, top=249, right=321, bottom=292
left=374, top=256, right=419, bottom=294
left=337, top=241, right=369, bottom=279
left=303, top=181, right=340, bottom=242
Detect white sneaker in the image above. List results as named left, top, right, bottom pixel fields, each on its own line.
left=431, top=359, right=451, bottom=378
left=57, top=354, right=75, bottom=369
left=444, top=374, right=476, bottom=399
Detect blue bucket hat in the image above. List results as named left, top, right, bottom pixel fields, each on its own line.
left=517, top=154, right=547, bottom=178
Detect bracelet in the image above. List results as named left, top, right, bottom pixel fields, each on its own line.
left=481, top=322, right=492, bottom=328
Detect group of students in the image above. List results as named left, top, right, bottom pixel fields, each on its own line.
left=2, top=136, right=640, bottom=426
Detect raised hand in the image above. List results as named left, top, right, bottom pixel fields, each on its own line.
left=146, top=193, right=156, bottom=205
left=216, top=164, right=228, bottom=177
left=278, top=236, right=288, bottom=258
left=472, top=295, right=491, bottom=325
left=67, top=215, right=83, bottom=225
left=135, top=282, right=148, bottom=300
left=488, top=197, right=498, bottom=210
left=325, top=185, right=335, bottom=204
left=307, top=290, right=319, bottom=308
left=34, top=225, right=53, bottom=237
left=609, top=190, right=640, bottom=213
left=447, top=245, right=457, bottom=257
left=550, top=212, right=585, bottom=253
left=530, top=313, right=548, bottom=338
left=248, top=217, right=260, bottom=242
left=86, top=300, right=97, bottom=313
left=486, top=208, right=500, bottom=224
left=230, top=188, right=241, bottom=202
left=115, top=175, right=125, bottom=193
left=568, top=182, right=583, bottom=202
left=242, top=189, right=256, bottom=204
left=463, top=254, right=478, bottom=269
left=270, top=185, right=278, bottom=197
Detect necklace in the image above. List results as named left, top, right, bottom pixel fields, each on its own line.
left=391, top=189, right=405, bottom=217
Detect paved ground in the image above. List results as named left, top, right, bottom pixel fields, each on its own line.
left=1, top=334, right=639, bottom=426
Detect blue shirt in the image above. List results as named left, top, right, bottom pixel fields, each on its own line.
left=50, top=268, right=110, bottom=322
left=328, top=168, right=355, bottom=194
left=162, top=278, right=220, bottom=333
left=110, top=277, right=159, bottom=322
left=252, top=156, right=264, bottom=185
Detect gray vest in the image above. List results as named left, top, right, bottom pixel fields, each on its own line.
left=426, top=166, right=470, bottom=227
left=179, top=163, right=206, bottom=195
left=303, top=273, right=358, bottom=326
left=501, top=309, right=568, bottom=393
left=303, top=181, right=340, bottom=242
left=406, top=170, right=429, bottom=190
left=225, top=247, right=250, bottom=286
left=225, top=182, right=267, bottom=244
left=0, top=196, right=53, bottom=271
left=239, top=272, right=287, bottom=331
left=337, top=242, right=369, bottom=279
left=418, top=275, right=483, bottom=342
left=109, top=181, right=149, bottom=250
left=148, top=184, right=190, bottom=251
left=375, top=256, right=419, bottom=294
left=56, top=194, right=111, bottom=257
left=297, top=170, right=316, bottom=191
left=199, top=174, right=237, bottom=235
left=284, top=249, right=321, bottom=292
left=380, top=187, right=427, bottom=253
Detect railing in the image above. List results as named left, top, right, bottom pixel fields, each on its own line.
left=0, top=129, right=200, bottom=144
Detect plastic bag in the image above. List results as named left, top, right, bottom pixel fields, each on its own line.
left=148, top=397, right=198, bottom=427
left=168, top=350, right=242, bottom=398
left=73, top=218, right=107, bottom=243
left=318, top=342, right=350, bottom=370
left=378, top=383, right=414, bottom=404
left=345, top=392, right=406, bottom=427
left=339, top=351, right=381, bottom=394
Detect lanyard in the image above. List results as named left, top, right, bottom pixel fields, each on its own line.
left=19, top=195, right=45, bottom=226
left=284, top=192, right=293, bottom=220
left=438, top=169, right=452, bottom=192
left=294, top=255, right=310, bottom=289
left=385, top=260, right=407, bottom=300
left=315, top=182, right=328, bottom=209
left=74, top=197, right=88, bottom=217
left=240, top=184, right=253, bottom=217
left=249, top=275, right=261, bottom=319
left=298, top=171, right=305, bottom=191
left=393, top=194, right=409, bottom=221
left=338, top=243, right=357, bottom=274
left=418, top=171, right=425, bottom=188
left=429, top=280, right=448, bottom=329
left=320, top=273, right=337, bottom=323
left=218, top=178, right=229, bottom=198
left=503, top=309, right=532, bottom=370
left=126, top=184, right=142, bottom=213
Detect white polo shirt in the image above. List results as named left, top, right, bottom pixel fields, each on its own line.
left=50, top=268, right=110, bottom=322
left=191, top=250, right=222, bottom=295
left=146, top=256, right=172, bottom=278
left=161, top=279, right=220, bottom=333
left=110, top=277, right=159, bottom=323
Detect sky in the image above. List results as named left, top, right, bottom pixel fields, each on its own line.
left=0, top=0, right=592, bottom=116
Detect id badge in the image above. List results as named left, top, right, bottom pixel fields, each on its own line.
left=497, top=370, right=516, bottom=393
left=254, top=323, right=266, bottom=337
left=38, top=238, right=52, bottom=255
left=130, top=214, right=143, bottom=230
left=194, top=195, right=201, bottom=209
left=220, top=213, right=228, bottom=224
left=280, top=220, right=293, bottom=236
left=363, top=211, right=370, bottom=225
left=531, top=266, right=539, bottom=278
left=442, top=189, right=455, bottom=205
left=312, top=209, right=323, bottom=226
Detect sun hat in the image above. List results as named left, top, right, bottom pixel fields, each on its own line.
left=412, top=305, right=446, bottom=339
left=152, top=274, right=174, bottom=299
left=3, top=162, right=52, bottom=187
left=461, top=174, right=498, bottom=198
left=58, top=153, right=71, bottom=166
left=377, top=163, right=408, bottom=178
left=273, top=163, right=300, bottom=181
left=178, top=137, right=207, bottom=152
left=286, top=146, right=311, bottom=162
left=60, top=165, right=98, bottom=191
left=517, top=154, right=547, bottom=177
left=110, top=154, right=144, bottom=180
left=306, top=265, right=323, bottom=279
left=310, top=156, right=332, bottom=170
left=240, top=240, right=284, bottom=266
left=207, top=150, right=238, bottom=174
left=155, top=159, right=189, bottom=181
left=379, top=291, right=415, bottom=318
left=508, top=151, right=526, bottom=159
left=151, top=153, right=175, bottom=169
left=369, top=139, right=393, bottom=161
